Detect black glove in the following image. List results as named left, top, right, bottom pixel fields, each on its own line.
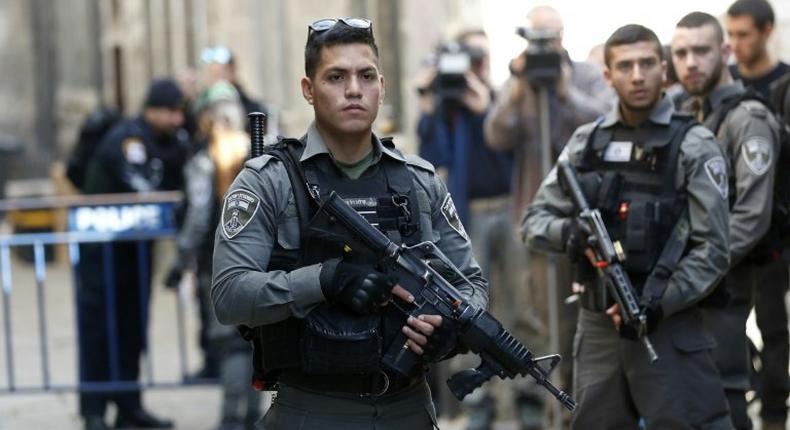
left=164, top=260, right=184, bottom=289
left=563, top=218, right=593, bottom=261
left=619, top=303, right=663, bottom=340
left=320, top=258, right=396, bottom=316
left=421, top=317, right=460, bottom=363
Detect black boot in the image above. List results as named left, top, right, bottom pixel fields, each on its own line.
left=114, top=409, right=174, bottom=429
left=84, top=416, right=110, bottom=430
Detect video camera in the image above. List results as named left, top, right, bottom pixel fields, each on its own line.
left=516, top=27, right=562, bottom=85
left=432, top=42, right=486, bottom=102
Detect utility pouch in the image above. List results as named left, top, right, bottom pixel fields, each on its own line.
left=301, top=305, right=382, bottom=374
left=624, top=201, right=658, bottom=273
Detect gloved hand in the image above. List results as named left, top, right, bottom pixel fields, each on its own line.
left=563, top=218, right=593, bottom=261
left=420, top=317, right=460, bottom=362
left=619, top=303, right=663, bottom=341
left=164, top=260, right=184, bottom=289
left=320, top=258, right=396, bottom=316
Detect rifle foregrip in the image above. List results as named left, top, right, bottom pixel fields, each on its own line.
left=248, top=112, right=266, bottom=159
left=447, top=366, right=495, bottom=400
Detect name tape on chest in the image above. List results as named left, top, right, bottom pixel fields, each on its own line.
left=704, top=156, right=729, bottom=200
left=222, top=189, right=261, bottom=239
left=441, top=194, right=469, bottom=242
left=602, top=141, right=634, bottom=162
left=741, top=136, right=772, bottom=176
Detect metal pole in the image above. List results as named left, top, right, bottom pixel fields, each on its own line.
left=537, top=85, right=562, bottom=430
left=102, top=243, right=120, bottom=383
left=33, top=243, right=51, bottom=389
left=175, top=273, right=189, bottom=381
left=137, top=241, right=153, bottom=386
left=69, top=242, right=86, bottom=391
left=1, top=245, right=15, bottom=391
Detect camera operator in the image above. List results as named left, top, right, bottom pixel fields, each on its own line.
left=416, top=30, right=525, bottom=430
left=483, top=6, right=614, bottom=428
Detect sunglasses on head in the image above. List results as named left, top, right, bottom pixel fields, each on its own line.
left=308, top=17, right=372, bottom=38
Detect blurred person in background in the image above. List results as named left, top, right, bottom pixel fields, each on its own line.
left=201, top=45, right=265, bottom=119
left=672, top=11, right=783, bottom=429
left=415, top=29, right=520, bottom=430
left=483, top=5, right=613, bottom=427
left=726, top=1, right=790, bottom=427
left=167, top=81, right=261, bottom=430
left=77, top=78, right=189, bottom=430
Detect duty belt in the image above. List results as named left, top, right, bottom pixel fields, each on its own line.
left=278, top=369, right=422, bottom=397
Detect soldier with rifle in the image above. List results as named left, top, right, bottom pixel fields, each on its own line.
left=211, top=18, right=571, bottom=429
left=524, top=24, right=733, bottom=429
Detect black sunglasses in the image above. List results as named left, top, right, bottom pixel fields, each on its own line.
left=308, top=17, right=372, bottom=38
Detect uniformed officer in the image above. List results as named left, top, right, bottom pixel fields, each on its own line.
left=523, top=24, right=733, bottom=429
left=78, top=78, right=189, bottom=430
left=211, top=19, right=488, bottom=430
left=671, top=12, right=783, bottom=430
left=726, top=2, right=790, bottom=427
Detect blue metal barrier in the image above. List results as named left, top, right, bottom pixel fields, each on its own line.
left=0, top=191, right=201, bottom=395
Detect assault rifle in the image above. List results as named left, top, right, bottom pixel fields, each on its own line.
left=319, top=191, right=576, bottom=411
left=558, top=161, right=659, bottom=363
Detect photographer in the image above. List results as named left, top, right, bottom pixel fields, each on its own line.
left=483, top=6, right=614, bottom=427
left=416, top=30, right=524, bottom=430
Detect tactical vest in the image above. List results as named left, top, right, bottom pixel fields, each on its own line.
left=244, top=137, right=429, bottom=384
left=574, top=114, right=696, bottom=288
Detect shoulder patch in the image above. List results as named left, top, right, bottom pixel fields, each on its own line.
left=741, top=136, right=773, bottom=176
left=122, top=137, right=147, bottom=164
left=222, top=189, right=261, bottom=239
left=244, top=154, right=277, bottom=171
left=704, top=156, right=729, bottom=200
left=405, top=154, right=436, bottom=173
left=440, top=194, right=469, bottom=242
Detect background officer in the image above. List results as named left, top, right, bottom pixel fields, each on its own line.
left=169, top=81, right=260, bottom=430
left=211, top=18, right=488, bottom=429
left=524, top=24, right=732, bottom=429
left=726, top=2, right=790, bottom=426
left=671, top=12, right=783, bottom=429
left=78, top=78, right=189, bottom=430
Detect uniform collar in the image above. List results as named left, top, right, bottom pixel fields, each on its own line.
left=300, top=121, right=405, bottom=163
left=707, top=82, right=744, bottom=111
left=599, top=94, right=675, bottom=129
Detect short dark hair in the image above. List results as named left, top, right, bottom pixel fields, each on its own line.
left=604, top=24, right=663, bottom=67
left=304, top=22, right=379, bottom=78
left=727, top=0, right=775, bottom=30
left=677, top=11, right=724, bottom=44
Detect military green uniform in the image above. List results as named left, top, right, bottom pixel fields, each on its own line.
left=686, top=82, right=782, bottom=430
left=211, top=123, right=488, bottom=429
left=523, top=96, right=733, bottom=429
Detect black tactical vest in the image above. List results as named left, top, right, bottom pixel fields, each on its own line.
left=245, top=137, right=427, bottom=381
left=574, top=114, right=695, bottom=288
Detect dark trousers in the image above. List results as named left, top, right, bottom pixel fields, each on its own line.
left=571, top=308, right=732, bottom=430
left=260, top=381, right=437, bottom=430
left=77, top=242, right=152, bottom=418
left=702, top=263, right=756, bottom=430
left=754, top=260, right=790, bottom=423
